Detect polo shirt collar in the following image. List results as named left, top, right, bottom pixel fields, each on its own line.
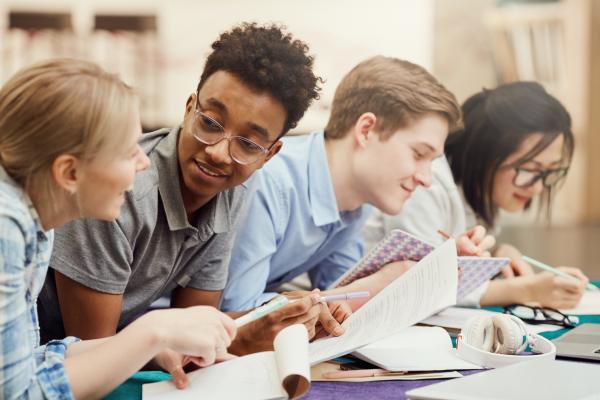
left=307, top=132, right=341, bottom=227
left=153, top=126, right=233, bottom=235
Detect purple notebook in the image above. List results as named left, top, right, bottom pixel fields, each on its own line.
left=331, top=229, right=509, bottom=300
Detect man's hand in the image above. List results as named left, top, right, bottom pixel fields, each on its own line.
left=314, top=300, right=353, bottom=340
left=229, top=291, right=321, bottom=355
left=282, top=291, right=352, bottom=339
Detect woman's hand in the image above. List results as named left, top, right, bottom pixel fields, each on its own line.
left=153, top=348, right=235, bottom=389
left=456, top=225, right=495, bottom=257
left=523, top=267, right=588, bottom=309
left=145, top=306, right=236, bottom=367
left=492, top=243, right=535, bottom=278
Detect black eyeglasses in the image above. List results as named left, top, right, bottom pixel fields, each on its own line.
left=512, top=166, right=569, bottom=189
left=503, top=304, right=578, bottom=329
left=191, top=95, right=277, bottom=165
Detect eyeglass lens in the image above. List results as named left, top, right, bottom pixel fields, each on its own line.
left=193, top=111, right=267, bottom=165
left=514, top=168, right=566, bottom=188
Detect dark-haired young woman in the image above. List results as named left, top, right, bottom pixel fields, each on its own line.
left=364, top=81, right=589, bottom=308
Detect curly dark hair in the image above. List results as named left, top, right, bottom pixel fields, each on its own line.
left=198, top=22, right=322, bottom=135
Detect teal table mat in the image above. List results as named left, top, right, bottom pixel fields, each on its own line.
left=104, top=280, right=600, bottom=399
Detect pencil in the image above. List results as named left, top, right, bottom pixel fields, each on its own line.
left=323, top=368, right=406, bottom=379
left=437, top=229, right=452, bottom=240
left=522, top=255, right=598, bottom=292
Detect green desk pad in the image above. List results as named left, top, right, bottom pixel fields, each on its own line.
left=104, top=281, right=600, bottom=399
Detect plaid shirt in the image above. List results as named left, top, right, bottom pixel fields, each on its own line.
left=0, top=165, right=78, bottom=399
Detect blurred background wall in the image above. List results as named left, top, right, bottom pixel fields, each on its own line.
left=0, top=0, right=598, bottom=276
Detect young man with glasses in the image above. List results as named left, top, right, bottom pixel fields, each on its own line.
left=221, top=56, right=464, bottom=316
left=36, top=23, right=327, bottom=385
left=364, top=81, right=589, bottom=309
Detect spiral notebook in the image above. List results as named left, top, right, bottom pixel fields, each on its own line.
left=331, top=229, right=509, bottom=300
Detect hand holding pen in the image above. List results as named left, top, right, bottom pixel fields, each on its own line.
left=231, top=290, right=369, bottom=354
left=438, top=227, right=496, bottom=257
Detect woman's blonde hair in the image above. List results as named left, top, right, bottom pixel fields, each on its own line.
left=0, top=58, right=137, bottom=194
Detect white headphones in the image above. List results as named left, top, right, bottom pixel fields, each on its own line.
left=456, top=314, right=556, bottom=369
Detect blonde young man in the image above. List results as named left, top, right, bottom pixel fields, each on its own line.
left=221, top=56, right=466, bottom=317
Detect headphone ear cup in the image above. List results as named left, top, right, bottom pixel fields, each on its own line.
left=492, top=314, right=524, bottom=355
left=462, top=316, right=495, bottom=352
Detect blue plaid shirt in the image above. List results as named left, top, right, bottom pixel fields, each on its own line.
left=0, top=165, right=78, bottom=399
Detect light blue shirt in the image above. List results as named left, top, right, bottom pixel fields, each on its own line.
left=221, top=132, right=371, bottom=311
left=0, top=165, right=79, bottom=399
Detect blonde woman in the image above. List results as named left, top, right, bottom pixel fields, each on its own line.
left=0, top=59, right=236, bottom=399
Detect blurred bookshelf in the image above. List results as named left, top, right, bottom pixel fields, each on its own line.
left=482, top=0, right=600, bottom=225
left=0, top=8, right=162, bottom=131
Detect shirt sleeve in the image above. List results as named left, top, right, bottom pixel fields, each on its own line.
left=0, top=216, right=79, bottom=400
left=50, top=218, right=132, bottom=294
left=220, top=177, right=283, bottom=312
left=458, top=281, right=489, bottom=307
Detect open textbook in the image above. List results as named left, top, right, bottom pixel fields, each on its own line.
left=330, top=229, right=509, bottom=300
left=310, top=239, right=458, bottom=365
left=143, top=325, right=310, bottom=400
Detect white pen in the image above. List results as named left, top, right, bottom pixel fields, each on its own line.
left=319, top=291, right=370, bottom=302
left=290, top=291, right=371, bottom=303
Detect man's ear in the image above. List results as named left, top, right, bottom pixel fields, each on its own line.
left=51, top=154, right=79, bottom=194
left=184, top=93, right=196, bottom=119
left=353, top=112, right=377, bottom=148
left=263, top=140, right=283, bottom=164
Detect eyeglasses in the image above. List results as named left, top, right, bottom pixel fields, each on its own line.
left=191, top=98, right=275, bottom=165
left=503, top=304, right=578, bottom=329
left=512, top=166, right=568, bottom=188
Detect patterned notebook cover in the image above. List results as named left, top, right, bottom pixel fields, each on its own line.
left=330, top=229, right=509, bottom=300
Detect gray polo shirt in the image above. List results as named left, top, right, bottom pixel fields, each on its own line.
left=37, top=127, right=249, bottom=343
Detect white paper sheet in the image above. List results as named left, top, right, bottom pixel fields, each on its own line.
left=561, top=290, right=600, bottom=315
left=309, top=240, right=458, bottom=365
left=143, top=352, right=285, bottom=400
left=353, top=326, right=482, bottom=371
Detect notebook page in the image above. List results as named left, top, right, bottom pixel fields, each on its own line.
left=309, top=239, right=458, bottom=364
left=561, top=290, right=600, bottom=315
left=353, top=326, right=482, bottom=371
left=274, top=324, right=310, bottom=399
left=142, top=352, right=285, bottom=400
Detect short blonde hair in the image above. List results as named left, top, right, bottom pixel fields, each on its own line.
left=0, top=58, right=137, bottom=193
left=324, top=56, right=461, bottom=140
